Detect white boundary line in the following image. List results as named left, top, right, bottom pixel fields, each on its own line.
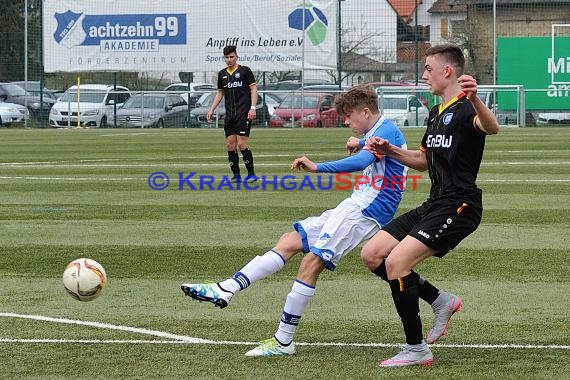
left=1, top=176, right=569, bottom=184
left=0, top=312, right=210, bottom=343
left=1, top=312, right=568, bottom=350
left=1, top=160, right=570, bottom=167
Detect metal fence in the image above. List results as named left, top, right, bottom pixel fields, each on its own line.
left=0, top=0, right=569, bottom=127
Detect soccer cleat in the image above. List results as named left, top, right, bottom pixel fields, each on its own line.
left=230, top=175, right=241, bottom=183
left=244, top=174, right=258, bottom=184
left=180, top=283, right=233, bottom=309
left=244, top=337, right=296, bottom=357
left=379, top=344, right=433, bottom=368
left=425, top=292, right=463, bottom=344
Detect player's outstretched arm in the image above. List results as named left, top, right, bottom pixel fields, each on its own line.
left=367, top=137, right=428, bottom=172
left=291, top=156, right=317, bottom=173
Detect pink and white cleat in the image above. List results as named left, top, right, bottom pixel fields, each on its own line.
left=426, top=291, right=463, bottom=344
left=379, top=343, right=433, bottom=368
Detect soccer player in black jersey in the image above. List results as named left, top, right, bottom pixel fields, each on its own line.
left=207, top=45, right=258, bottom=183
left=363, top=44, right=500, bottom=368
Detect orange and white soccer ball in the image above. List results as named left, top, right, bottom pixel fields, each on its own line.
left=62, top=258, right=107, bottom=301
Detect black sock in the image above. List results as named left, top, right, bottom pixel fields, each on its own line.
left=387, top=273, right=423, bottom=345
left=411, top=271, right=440, bottom=305
left=371, top=262, right=389, bottom=280
left=228, top=150, right=240, bottom=176
left=241, top=148, right=255, bottom=175
left=372, top=262, right=439, bottom=304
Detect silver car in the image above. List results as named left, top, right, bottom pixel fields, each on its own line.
left=380, top=94, right=429, bottom=127
left=0, top=102, right=29, bottom=125
left=536, top=112, right=570, bottom=125
left=115, top=93, right=189, bottom=128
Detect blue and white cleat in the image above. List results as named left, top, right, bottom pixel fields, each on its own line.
left=181, top=283, right=233, bottom=309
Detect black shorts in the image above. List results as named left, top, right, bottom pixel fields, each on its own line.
left=383, top=195, right=483, bottom=257
left=224, top=112, right=251, bottom=138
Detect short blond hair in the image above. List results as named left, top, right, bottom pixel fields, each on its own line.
left=334, top=85, right=379, bottom=117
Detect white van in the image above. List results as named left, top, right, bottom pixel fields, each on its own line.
left=380, top=94, right=429, bottom=127
left=49, top=84, right=130, bottom=127
left=164, top=82, right=216, bottom=104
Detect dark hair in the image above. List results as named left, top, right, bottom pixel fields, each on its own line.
left=334, top=84, right=379, bottom=117
left=223, top=45, right=237, bottom=56
left=425, top=44, right=465, bottom=75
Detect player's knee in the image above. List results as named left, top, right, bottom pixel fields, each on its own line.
left=278, top=231, right=295, bottom=243
left=275, top=231, right=302, bottom=259
left=361, top=241, right=384, bottom=270
left=360, top=243, right=374, bottom=269
left=384, top=256, right=408, bottom=281
left=238, top=143, right=249, bottom=151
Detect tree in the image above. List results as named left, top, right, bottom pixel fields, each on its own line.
left=0, top=0, right=28, bottom=81
left=326, top=21, right=391, bottom=84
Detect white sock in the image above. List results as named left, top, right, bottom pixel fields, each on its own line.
left=218, top=250, right=286, bottom=293
left=274, top=280, right=316, bottom=345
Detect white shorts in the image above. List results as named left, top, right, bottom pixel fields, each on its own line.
left=293, top=197, right=380, bottom=271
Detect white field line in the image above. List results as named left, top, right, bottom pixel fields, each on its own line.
left=0, top=176, right=569, bottom=184
left=0, top=163, right=291, bottom=168
left=0, top=312, right=210, bottom=343
left=95, top=129, right=311, bottom=137
left=479, top=179, right=570, bottom=182
left=0, top=176, right=142, bottom=181
left=0, top=154, right=322, bottom=166
left=1, top=312, right=568, bottom=350
left=1, top=160, right=569, bottom=167
left=482, top=161, right=570, bottom=165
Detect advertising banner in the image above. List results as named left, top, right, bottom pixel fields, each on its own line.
left=498, top=37, right=570, bottom=110
left=43, top=0, right=338, bottom=72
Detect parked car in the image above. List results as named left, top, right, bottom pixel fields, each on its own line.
left=0, top=101, right=29, bottom=125
left=0, top=82, right=56, bottom=120
left=370, top=81, right=436, bottom=108
left=115, top=93, right=189, bottom=128
left=379, top=94, right=429, bottom=127
left=301, top=84, right=349, bottom=93
left=11, top=81, right=58, bottom=101
left=259, top=91, right=283, bottom=117
left=477, top=89, right=535, bottom=126
left=164, top=82, right=216, bottom=105
left=269, top=91, right=341, bottom=128
left=536, top=112, right=570, bottom=125
left=259, top=80, right=334, bottom=103
left=185, top=90, right=215, bottom=109
left=262, top=80, right=332, bottom=91
left=49, top=84, right=130, bottom=127
left=188, top=92, right=270, bottom=128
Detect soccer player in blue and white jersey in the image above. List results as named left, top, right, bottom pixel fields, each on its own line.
left=182, top=85, right=454, bottom=357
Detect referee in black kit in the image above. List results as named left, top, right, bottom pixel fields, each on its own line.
left=207, top=45, right=258, bottom=183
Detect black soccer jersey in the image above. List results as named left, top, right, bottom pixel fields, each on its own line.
left=217, top=64, right=256, bottom=116
left=420, top=92, right=487, bottom=201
